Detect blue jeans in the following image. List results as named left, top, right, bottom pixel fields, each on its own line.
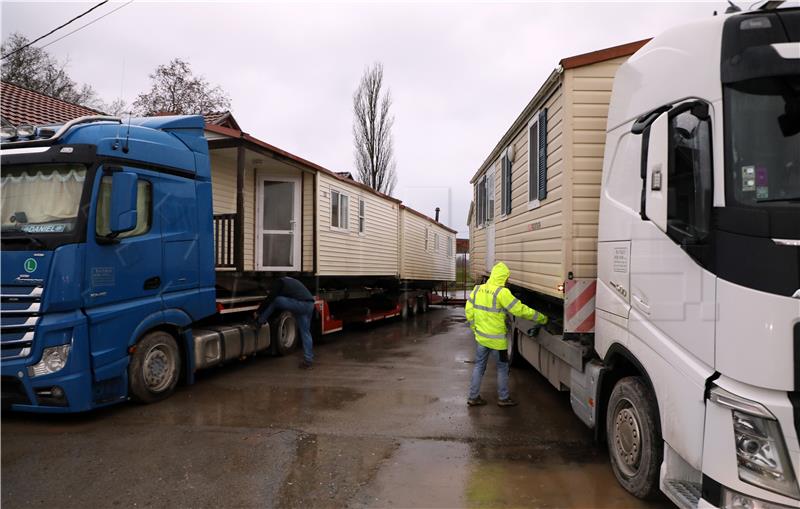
left=468, top=344, right=510, bottom=400
left=256, top=296, right=315, bottom=363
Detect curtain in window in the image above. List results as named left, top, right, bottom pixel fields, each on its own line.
left=1, top=168, right=85, bottom=227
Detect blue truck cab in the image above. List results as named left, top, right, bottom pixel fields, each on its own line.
left=1, top=115, right=217, bottom=412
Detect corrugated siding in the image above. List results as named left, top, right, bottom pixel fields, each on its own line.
left=567, top=56, right=628, bottom=279
left=474, top=82, right=566, bottom=299
left=316, top=173, right=399, bottom=276
left=243, top=166, right=255, bottom=271
left=210, top=152, right=236, bottom=214
left=400, top=210, right=456, bottom=281
left=302, top=171, right=314, bottom=272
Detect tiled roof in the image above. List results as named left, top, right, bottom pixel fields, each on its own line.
left=203, top=111, right=240, bottom=130
left=0, top=81, right=102, bottom=126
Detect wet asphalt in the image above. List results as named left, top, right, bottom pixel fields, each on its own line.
left=1, top=307, right=673, bottom=508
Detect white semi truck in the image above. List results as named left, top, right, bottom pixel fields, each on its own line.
left=472, top=4, right=800, bottom=508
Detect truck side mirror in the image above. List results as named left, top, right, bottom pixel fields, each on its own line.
left=109, top=171, right=138, bottom=234
left=645, top=113, right=669, bottom=233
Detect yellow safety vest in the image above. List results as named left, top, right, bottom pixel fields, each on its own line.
left=465, top=262, right=548, bottom=350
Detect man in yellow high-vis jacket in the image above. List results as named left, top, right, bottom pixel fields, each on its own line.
left=465, top=262, right=548, bottom=407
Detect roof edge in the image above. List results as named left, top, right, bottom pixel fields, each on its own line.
left=559, top=38, right=651, bottom=70
left=400, top=205, right=458, bottom=234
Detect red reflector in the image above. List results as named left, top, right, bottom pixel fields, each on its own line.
left=216, top=302, right=224, bottom=312
left=588, top=398, right=594, bottom=407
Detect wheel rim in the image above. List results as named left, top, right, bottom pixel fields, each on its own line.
left=279, top=317, right=296, bottom=349
left=612, top=397, right=643, bottom=478
left=142, top=344, right=176, bottom=393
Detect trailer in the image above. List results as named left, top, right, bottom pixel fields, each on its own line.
left=469, top=8, right=800, bottom=509
left=0, top=103, right=453, bottom=412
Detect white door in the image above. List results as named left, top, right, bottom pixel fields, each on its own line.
left=486, top=223, right=495, bottom=272
left=256, top=175, right=301, bottom=271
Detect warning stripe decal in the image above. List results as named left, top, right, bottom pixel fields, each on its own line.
left=564, top=280, right=597, bottom=334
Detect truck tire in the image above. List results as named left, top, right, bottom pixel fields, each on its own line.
left=128, top=330, right=181, bottom=404
left=508, top=329, right=525, bottom=367
left=419, top=295, right=429, bottom=313
left=409, top=298, right=419, bottom=316
left=271, top=311, right=298, bottom=356
left=400, top=298, right=410, bottom=320
left=606, top=376, right=663, bottom=499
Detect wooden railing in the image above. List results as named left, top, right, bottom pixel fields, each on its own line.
left=213, top=213, right=237, bottom=268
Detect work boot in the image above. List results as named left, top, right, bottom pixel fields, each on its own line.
left=467, top=395, right=487, bottom=406
left=497, top=398, right=518, bottom=407
left=298, top=360, right=313, bottom=370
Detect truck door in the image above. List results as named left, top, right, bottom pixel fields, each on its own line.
left=629, top=101, right=716, bottom=367
left=83, top=166, right=164, bottom=381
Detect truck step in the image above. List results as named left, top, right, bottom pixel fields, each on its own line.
left=663, top=479, right=701, bottom=509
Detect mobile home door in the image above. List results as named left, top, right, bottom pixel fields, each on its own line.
left=256, top=175, right=301, bottom=271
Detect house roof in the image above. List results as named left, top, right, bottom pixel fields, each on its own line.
left=0, top=81, right=102, bottom=126
left=202, top=111, right=241, bottom=130
left=470, top=38, right=650, bottom=184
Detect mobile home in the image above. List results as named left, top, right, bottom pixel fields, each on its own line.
left=469, top=40, right=648, bottom=306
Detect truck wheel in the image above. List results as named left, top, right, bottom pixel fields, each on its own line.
left=508, top=330, right=524, bottom=367
left=400, top=298, right=410, bottom=320
left=419, top=295, right=429, bottom=313
left=128, top=330, right=181, bottom=404
left=606, top=376, right=663, bottom=499
left=271, top=311, right=298, bottom=356
left=409, top=298, right=419, bottom=316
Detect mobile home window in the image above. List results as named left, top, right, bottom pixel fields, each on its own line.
left=424, top=227, right=429, bottom=251
left=447, top=238, right=453, bottom=257
left=358, top=198, right=365, bottom=233
left=486, top=172, right=495, bottom=222
left=500, top=151, right=512, bottom=215
left=434, top=233, right=439, bottom=251
left=475, top=178, right=484, bottom=226
left=331, top=190, right=349, bottom=229
left=528, top=108, right=548, bottom=206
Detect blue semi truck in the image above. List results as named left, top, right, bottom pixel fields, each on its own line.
left=0, top=115, right=285, bottom=412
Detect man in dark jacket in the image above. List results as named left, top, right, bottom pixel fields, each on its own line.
left=254, top=277, right=316, bottom=369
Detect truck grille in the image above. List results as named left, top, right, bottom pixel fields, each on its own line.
left=0, top=285, right=42, bottom=359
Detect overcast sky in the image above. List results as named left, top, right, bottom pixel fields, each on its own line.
left=2, top=0, right=731, bottom=236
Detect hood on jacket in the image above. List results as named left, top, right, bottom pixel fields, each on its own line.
left=488, top=262, right=509, bottom=287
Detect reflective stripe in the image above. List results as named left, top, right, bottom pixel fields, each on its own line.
left=472, top=303, right=501, bottom=313
left=474, top=329, right=507, bottom=340
left=491, top=287, right=502, bottom=310
left=505, top=298, right=519, bottom=311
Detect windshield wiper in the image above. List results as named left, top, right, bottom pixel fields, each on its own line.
left=1, top=229, right=45, bottom=248
left=756, top=195, right=800, bottom=203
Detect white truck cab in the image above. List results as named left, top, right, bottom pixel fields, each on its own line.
left=597, top=5, right=800, bottom=508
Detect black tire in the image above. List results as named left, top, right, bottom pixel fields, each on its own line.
left=508, top=329, right=525, bottom=367
left=606, top=376, right=663, bottom=499
left=271, top=311, right=298, bottom=356
left=400, top=298, right=410, bottom=320
left=409, top=298, right=419, bottom=316
left=419, top=295, right=429, bottom=313
left=128, top=330, right=181, bottom=404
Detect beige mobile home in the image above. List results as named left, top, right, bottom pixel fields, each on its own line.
left=399, top=206, right=457, bottom=282
left=202, top=118, right=455, bottom=300
left=469, top=40, right=648, bottom=301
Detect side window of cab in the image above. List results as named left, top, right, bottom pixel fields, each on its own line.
left=95, top=175, right=153, bottom=239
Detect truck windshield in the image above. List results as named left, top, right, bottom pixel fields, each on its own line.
left=724, top=76, right=800, bottom=207
left=0, top=164, right=88, bottom=234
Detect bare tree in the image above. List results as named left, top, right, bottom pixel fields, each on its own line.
left=133, top=58, right=231, bottom=116
left=1, top=33, right=100, bottom=109
left=353, top=62, right=397, bottom=196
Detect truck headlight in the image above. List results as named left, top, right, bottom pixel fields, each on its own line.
left=710, top=385, right=800, bottom=500
left=28, top=344, right=71, bottom=377
left=732, top=411, right=799, bottom=499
